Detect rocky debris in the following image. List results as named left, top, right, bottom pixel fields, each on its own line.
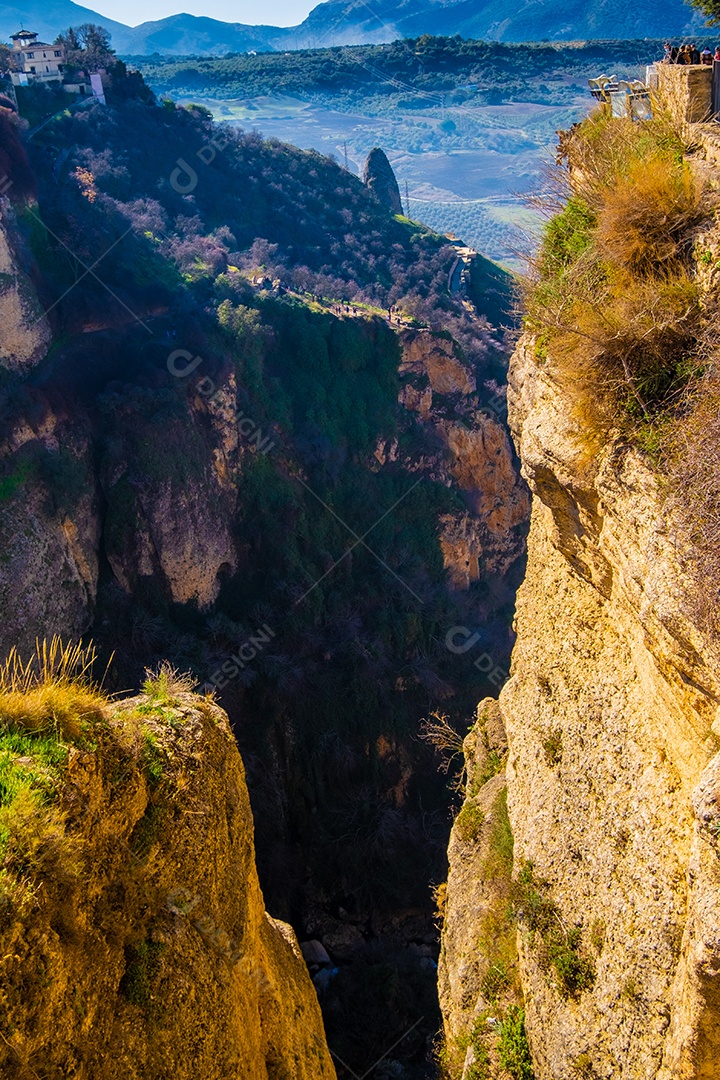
left=363, top=147, right=403, bottom=216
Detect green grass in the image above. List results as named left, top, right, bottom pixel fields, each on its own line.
left=455, top=802, right=485, bottom=842
left=485, top=789, right=514, bottom=877
left=542, top=730, right=563, bottom=768
left=513, top=861, right=595, bottom=997
left=498, top=1006, right=535, bottom=1080
left=142, top=663, right=195, bottom=708
left=140, top=730, right=165, bottom=787
left=120, top=940, right=167, bottom=1009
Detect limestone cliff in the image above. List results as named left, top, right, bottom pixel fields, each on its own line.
left=0, top=198, right=50, bottom=371
left=439, top=336, right=720, bottom=1078
left=0, top=397, right=99, bottom=655
left=0, top=688, right=336, bottom=1079
left=379, top=328, right=529, bottom=590
left=0, top=324, right=527, bottom=657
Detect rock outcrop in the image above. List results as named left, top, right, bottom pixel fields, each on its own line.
left=0, top=396, right=99, bottom=655
left=0, top=199, right=50, bottom=371
left=439, top=336, right=720, bottom=1078
left=363, top=147, right=403, bottom=215
left=385, top=328, right=529, bottom=588
left=0, top=690, right=336, bottom=1080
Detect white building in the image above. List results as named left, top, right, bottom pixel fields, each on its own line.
left=10, top=30, right=64, bottom=85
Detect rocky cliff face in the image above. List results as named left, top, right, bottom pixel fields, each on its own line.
left=0, top=689, right=335, bottom=1080
left=0, top=199, right=50, bottom=371
left=0, top=395, right=99, bottom=655
left=381, top=328, right=529, bottom=590
left=0, top=325, right=526, bottom=658
left=439, top=336, right=720, bottom=1078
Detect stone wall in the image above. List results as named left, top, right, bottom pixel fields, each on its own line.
left=657, top=63, right=713, bottom=125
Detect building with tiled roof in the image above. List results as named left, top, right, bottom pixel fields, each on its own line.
left=10, top=31, right=65, bottom=85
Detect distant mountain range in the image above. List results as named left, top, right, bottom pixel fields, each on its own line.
left=0, top=0, right=710, bottom=55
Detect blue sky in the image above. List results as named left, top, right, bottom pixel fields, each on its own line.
left=94, top=0, right=316, bottom=26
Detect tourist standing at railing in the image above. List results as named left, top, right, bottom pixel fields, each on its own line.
left=691, top=44, right=701, bottom=64
left=715, top=46, right=720, bottom=61
left=702, top=47, right=713, bottom=65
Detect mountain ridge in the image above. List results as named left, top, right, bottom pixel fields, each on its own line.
left=0, top=0, right=710, bottom=56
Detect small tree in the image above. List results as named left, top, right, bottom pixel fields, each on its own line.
left=0, top=43, right=12, bottom=74
left=55, top=24, right=116, bottom=72
left=686, top=0, right=720, bottom=22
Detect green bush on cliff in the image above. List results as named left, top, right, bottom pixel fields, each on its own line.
left=498, top=1006, right=535, bottom=1080
left=513, top=861, right=595, bottom=998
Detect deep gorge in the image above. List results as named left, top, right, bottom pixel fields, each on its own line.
left=3, top=54, right=720, bottom=1080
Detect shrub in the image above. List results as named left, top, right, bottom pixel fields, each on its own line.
left=498, top=1006, right=535, bottom=1080
left=525, top=106, right=713, bottom=426
left=455, top=802, right=484, bottom=842
left=142, top=662, right=195, bottom=707
left=513, top=861, right=595, bottom=997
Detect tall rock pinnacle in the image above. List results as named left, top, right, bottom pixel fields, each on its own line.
left=363, top=147, right=403, bottom=215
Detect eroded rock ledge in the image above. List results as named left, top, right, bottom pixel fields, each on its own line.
left=0, top=692, right=336, bottom=1080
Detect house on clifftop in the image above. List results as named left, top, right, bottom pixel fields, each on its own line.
left=9, top=30, right=65, bottom=86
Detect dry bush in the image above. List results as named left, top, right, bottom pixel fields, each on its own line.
left=418, top=711, right=464, bottom=775
left=668, top=366, right=720, bottom=636
left=595, top=155, right=703, bottom=276
left=525, top=103, right=715, bottom=423
left=0, top=638, right=107, bottom=740
left=142, top=661, right=195, bottom=706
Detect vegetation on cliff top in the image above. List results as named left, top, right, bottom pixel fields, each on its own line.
left=0, top=642, right=200, bottom=913
left=525, top=102, right=720, bottom=634
left=525, top=103, right=709, bottom=426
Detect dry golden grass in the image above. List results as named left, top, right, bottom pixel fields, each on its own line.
left=668, top=368, right=720, bottom=638
left=0, top=638, right=107, bottom=741
left=526, top=103, right=715, bottom=425
left=595, top=155, right=703, bottom=276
